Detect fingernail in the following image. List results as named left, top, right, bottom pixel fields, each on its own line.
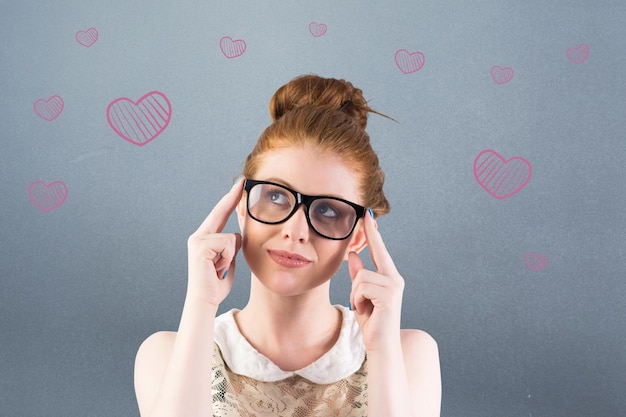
left=368, top=208, right=375, bottom=218
left=234, top=175, right=243, bottom=184
left=221, top=269, right=229, bottom=280
left=348, top=301, right=352, bottom=311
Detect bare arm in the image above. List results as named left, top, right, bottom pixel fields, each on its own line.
left=365, top=330, right=440, bottom=417
left=403, top=330, right=441, bottom=417
left=349, top=211, right=442, bottom=417
left=134, top=301, right=218, bottom=417
left=133, top=179, right=244, bottom=417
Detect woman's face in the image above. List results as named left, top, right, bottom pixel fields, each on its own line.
left=237, top=144, right=367, bottom=297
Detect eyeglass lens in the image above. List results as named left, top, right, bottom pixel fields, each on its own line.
left=247, top=182, right=358, bottom=239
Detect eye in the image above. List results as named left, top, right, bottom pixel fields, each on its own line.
left=264, top=188, right=290, bottom=206
left=314, top=202, right=340, bottom=219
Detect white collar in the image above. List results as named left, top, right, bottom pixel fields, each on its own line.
left=214, top=305, right=366, bottom=384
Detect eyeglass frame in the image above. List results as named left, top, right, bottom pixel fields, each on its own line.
left=243, top=179, right=367, bottom=240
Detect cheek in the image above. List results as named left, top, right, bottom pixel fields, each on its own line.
left=239, top=214, right=351, bottom=279
left=240, top=217, right=277, bottom=277
left=241, top=217, right=260, bottom=261
left=318, top=241, right=351, bottom=275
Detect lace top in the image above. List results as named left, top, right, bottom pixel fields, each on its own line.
left=211, top=306, right=368, bottom=417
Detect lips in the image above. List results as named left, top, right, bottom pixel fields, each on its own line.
left=268, top=250, right=312, bottom=268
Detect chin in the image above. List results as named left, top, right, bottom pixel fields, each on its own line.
left=243, top=243, right=342, bottom=297
left=253, top=268, right=330, bottom=298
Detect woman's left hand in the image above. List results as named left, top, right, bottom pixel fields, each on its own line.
left=348, top=211, right=405, bottom=352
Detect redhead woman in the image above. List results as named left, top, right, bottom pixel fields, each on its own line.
left=134, top=75, right=441, bottom=417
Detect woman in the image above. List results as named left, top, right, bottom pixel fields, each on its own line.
left=134, top=75, right=441, bottom=417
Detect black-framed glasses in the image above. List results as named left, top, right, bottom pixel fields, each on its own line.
left=243, top=179, right=366, bottom=240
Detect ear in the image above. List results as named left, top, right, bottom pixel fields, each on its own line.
left=343, top=219, right=369, bottom=261
left=236, top=194, right=247, bottom=231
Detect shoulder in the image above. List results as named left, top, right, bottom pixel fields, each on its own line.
left=134, top=331, right=177, bottom=408
left=136, top=331, right=177, bottom=364
left=400, top=329, right=442, bottom=417
left=400, top=328, right=440, bottom=372
left=400, top=328, right=438, bottom=354
left=400, top=329, right=440, bottom=371
left=135, top=331, right=177, bottom=377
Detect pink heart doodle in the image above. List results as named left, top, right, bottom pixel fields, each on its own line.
left=309, top=22, right=327, bottom=37
left=106, top=91, right=172, bottom=146
left=220, top=36, right=246, bottom=58
left=33, top=95, right=64, bottom=121
left=28, top=180, right=68, bottom=212
left=491, top=66, right=514, bottom=84
left=473, top=149, right=532, bottom=200
left=76, top=28, right=98, bottom=47
left=566, top=44, right=590, bottom=64
left=524, top=252, right=549, bottom=272
left=394, top=49, right=425, bottom=74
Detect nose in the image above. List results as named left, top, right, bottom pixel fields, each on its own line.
left=281, top=204, right=310, bottom=243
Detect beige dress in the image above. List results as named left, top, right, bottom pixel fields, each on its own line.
left=212, top=306, right=368, bottom=417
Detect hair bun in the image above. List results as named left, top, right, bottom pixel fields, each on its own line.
left=269, top=74, right=373, bottom=130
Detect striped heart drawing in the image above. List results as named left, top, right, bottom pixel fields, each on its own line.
left=220, top=36, right=246, bottom=58
left=309, top=22, right=327, bottom=37
left=473, top=149, right=532, bottom=200
left=28, top=180, right=68, bottom=212
left=394, top=49, right=425, bottom=74
left=524, top=252, right=549, bottom=272
left=34, top=95, right=64, bottom=121
left=491, top=66, right=514, bottom=84
left=566, top=44, right=590, bottom=64
left=76, top=28, right=98, bottom=47
left=106, top=91, right=172, bottom=146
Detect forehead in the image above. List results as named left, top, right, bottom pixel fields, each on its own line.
left=253, top=145, right=362, bottom=203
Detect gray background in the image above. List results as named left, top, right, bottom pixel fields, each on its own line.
left=1, top=1, right=625, bottom=416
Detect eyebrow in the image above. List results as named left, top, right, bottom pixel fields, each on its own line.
left=264, top=177, right=294, bottom=189
left=262, top=177, right=349, bottom=200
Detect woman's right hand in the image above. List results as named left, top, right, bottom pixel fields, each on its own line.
left=186, top=178, right=244, bottom=308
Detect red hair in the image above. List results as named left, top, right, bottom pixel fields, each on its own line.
left=242, top=75, right=390, bottom=216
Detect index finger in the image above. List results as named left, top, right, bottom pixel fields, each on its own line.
left=363, top=210, right=398, bottom=276
left=194, top=177, right=245, bottom=235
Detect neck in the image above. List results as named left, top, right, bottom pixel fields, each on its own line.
left=235, top=273, right=342, bottom=371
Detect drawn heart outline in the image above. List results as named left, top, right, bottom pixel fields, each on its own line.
left=394, top=49, right=425, bottom=74
left=106, top=91, right=172, bottom=146
left=491, top=66, right=514, bottom=84
left=524, top=252, right=549, bottom=272
left=34, top=95, right=64, bottom=121
left=566, top=44, right=590, bottom=64
left=220, top=36, right=246, bottom=58
left=309, top=22, right=327, bottom=37
left=28, top=180, right=68, bottom=212
left=76, top=28, right=98, bottom=47
left=473, top=149, right=532, bottom=200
